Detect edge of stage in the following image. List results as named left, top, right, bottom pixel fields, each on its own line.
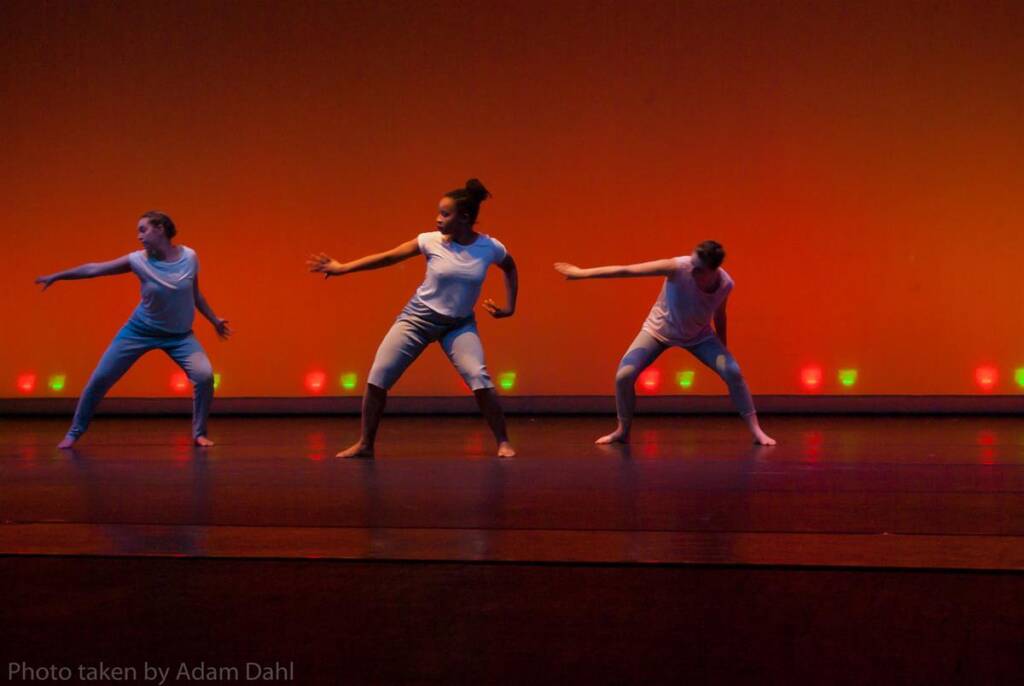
left=4, top=393, right=1024, bottom=415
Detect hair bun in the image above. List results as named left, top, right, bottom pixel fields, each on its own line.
left=464, top=178, right=491, bottom=203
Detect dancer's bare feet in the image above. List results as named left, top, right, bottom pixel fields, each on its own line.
left=194, top=435, right=215, bottom=447
left=336, top=441, right=374, bottom=459
left=57, top=435, right=77, bottom=449
left=497, top=441, right=516, bottom=458
left=595, top=427, right=629, bottom=445
left=753, top=430, right=777, bottom=446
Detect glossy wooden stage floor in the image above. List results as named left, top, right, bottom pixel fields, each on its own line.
left=3, top=416, right=1024, bottom=684
left=2, top=415, right=1024, bottom=569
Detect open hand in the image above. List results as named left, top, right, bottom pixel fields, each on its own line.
left=35, top=275, right=56, bottom=291
left=553, top=262, right=584, bottom=279
left=214, top=318, right=233, bottom=340
left=306, top=253, right=345, bottom=278
left=482, top=298, right=513, bottom=318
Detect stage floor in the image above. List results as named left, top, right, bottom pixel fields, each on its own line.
left=2, top=415, right=1023, bottom=570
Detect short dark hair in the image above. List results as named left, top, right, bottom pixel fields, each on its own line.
left=141, top=211, right=176, bottom=239
left=695, top=240, right=725, bottom=269
left=444, top=178, right=491, bottom=225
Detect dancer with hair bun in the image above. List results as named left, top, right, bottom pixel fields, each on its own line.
left=555, top=240, right=775, bottom=446
left=308, top=179, right=518, bottom=458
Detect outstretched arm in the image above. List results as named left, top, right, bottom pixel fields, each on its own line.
left=553, top=258, right=679, bottom=280
left=194, top=275, right=232, bottom=340
left=483, top=253, right=518, bottom=319
left=714, top=300, right=728, bottom=347
left=35, top=255, right=132, bottom=290
left=307, top=239, right=421, bottom=278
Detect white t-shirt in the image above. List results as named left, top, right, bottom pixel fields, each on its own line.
left=641, top=256, right=733, bottom=347
left=127, top=246, right=198, bottom=334
left=412, top=231, right=508, bottom=318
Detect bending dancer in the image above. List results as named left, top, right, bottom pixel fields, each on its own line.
left=35, top=212, right=231, bottom=448
left=555, top=241, right=775, bottom=446
left=307, top=178, right=518, bottom=458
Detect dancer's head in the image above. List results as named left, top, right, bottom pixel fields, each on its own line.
left=437, top=178, right=491, bottom=235
left=692, top=240, right=725, bottom=289
left=138, top=211, right=176, bottom=251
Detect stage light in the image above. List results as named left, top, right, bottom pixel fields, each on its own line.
left=16, top=373, right=36, bottom=393
left=838, top=369, right=858, bottom=387
left=339, top=372, right=358, bottom=391
left=213, top=373, right=221, bottom=390
left=974, top=366, right=998, bottom=392
left=170, top=372, right=189, bottom=393
left=498, top=371, right=516, bottom=391
left=676, top=370, right=695, bottom=389
left=305, top=371, right=326, bottom=394
left=800, top=366, right=823, bottom=391
left=638, top=368, right=661, bottom=393
left=48, top=374, right=66, bottom=392
left=1015, top=368, right=1024, bottom=388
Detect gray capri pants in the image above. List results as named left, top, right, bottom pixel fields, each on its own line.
left=367, top=298, right=495, bottom=391
left=617, top=329, right=756, bottom=417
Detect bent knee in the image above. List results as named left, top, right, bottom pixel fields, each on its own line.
left=615, top=365, right=640, bottom=387
left=463, top=367, right=493, bottom=391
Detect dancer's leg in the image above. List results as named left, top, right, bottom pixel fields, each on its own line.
left=61, top=326, right=150, bottom=448
left=597, top=330, right=667, bottom=444
left=686, top=337, right=776, bottom=445
left=441, top=320, right=514, bottom=457
left=345, top=316, right=433, bottom=457
left=163, top=334, right=215, bottom=446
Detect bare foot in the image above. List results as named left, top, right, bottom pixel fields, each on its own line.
left=194, top=436, right=215, bottom=447
left=595, top=428, right=629, bottom=445
left=497, top=441, right=516, bottom=458
left=753, top=431, right=777, bottom=446
left=57, top=436, right=77, bottom=449
left=336, top=442, right=374, bottom=459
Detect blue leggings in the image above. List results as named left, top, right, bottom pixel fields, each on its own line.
left=66, top=321, right=214, bottom=440
left=617, top=329, right=756, bottom=417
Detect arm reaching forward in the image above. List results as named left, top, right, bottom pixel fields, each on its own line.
left=35, top=255, right=132, bottom=291
left=553, top=258, right=679, bottom=280
left=307, top=239, right=421, bottom=278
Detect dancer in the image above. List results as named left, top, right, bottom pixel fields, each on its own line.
left=554, top=240, right=775, bottom=445
left=307, top=178, right=518, bottom=458
left=35, top=211, right=231, bottom=448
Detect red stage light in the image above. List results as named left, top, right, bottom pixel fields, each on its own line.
left=305, top=371, right=327, bottom=394
left=801, top=366, right=823, bottom=391
left=974, top=366, right=998, bottom=392
left=170, top=372, right=189, bottom=393
left=16, top=373, right=36, bottom=393
left=638, top=368, right=661, bottom=393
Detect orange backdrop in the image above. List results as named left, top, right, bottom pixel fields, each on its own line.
left=3, top=1, right=1023, bottom=397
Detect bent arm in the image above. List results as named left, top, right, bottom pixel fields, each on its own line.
left=38, top=256, right=131, bottom=286
left=499, top=254, right=518, bottom=312
left=555, top=258, right=679, bottom=280
left=193, top=275, right=220, bottom=323
left=714, top=300, right=728, bottom=347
